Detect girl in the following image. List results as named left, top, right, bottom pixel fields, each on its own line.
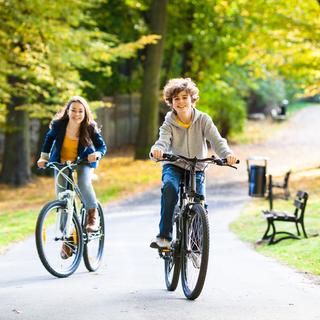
left=37, top=96, right=107, bottom=257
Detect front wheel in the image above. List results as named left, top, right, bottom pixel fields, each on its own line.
left=83, top=202, right=105, bottom=272
left=181, top=204, right=210, bottom=300
left=35, top=200, right=83, bottom=278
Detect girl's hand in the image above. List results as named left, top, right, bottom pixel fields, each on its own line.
left=37, top=158, right=47, bottom=168
left=88, top=152, right=99, bottom=163
left=226, top=154, right=238, bottom=165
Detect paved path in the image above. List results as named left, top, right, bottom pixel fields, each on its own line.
left=0, top=106, right=320, bottom=320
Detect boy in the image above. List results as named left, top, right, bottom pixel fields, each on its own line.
left=150, top=78, right=237, bottom=249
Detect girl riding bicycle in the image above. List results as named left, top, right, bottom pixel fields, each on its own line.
left=37, top=96, right=107, bottom=257
left=150, top=78, right=237, bottom=250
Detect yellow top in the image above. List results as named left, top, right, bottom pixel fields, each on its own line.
left=176, top=116, right=191, bottom=129
left=60, top=135, right=79, bottom=163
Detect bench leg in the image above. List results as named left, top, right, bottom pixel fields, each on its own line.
left=261, top=219, right=276, bottom=244
left=267, top=220, right=276, bottom=245
left=262, top=220, right=271, bottom=240
left=295, top=222, right=301, bottom=236
left=300, top=221, right=308, bottom=238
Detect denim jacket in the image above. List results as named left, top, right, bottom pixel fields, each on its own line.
left=40, top=119, right=107, bottom=168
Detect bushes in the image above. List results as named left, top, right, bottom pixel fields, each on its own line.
left=197, top=79, right=246, bottom=138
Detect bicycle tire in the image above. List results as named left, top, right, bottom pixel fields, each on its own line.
left=83, top=202, right=105, bottom=272
left=35, top=200, right=83, bottom=278
left=181, top=204, right=209, bottom=300
left=164, top=216, right=181, bottom=291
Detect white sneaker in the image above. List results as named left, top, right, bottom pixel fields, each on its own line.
left=150, top=237, right=171, bottom=250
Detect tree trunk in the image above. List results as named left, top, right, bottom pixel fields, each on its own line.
left=0, top=79, right=31, bottom=186
left=135, top=0, right=168, bottom=159
left=32, top=119, right=52, bottom=176
left=181, top=41, right=193, bottom=77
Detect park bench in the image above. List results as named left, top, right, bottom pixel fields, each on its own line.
left=268, top=170, right=291, bottom=200
left=261, top=190, right=308, bottom=245
left=270, top=108, right=286, bottom=121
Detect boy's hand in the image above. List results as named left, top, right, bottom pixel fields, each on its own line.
left=152, top=149, right=164, bottom=160
left=226, top=154, right=238, bottom=165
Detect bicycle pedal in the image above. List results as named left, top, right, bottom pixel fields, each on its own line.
left=159, top=248, right=171, bottom=253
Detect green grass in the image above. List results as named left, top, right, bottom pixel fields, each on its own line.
left=287, top=102, right=320, bottom=114
left=231, top=169, right=320, bottom=275
left=0, top=209, right=38, bottom=251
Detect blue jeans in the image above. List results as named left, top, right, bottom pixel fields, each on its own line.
left=55, top=164, right=98, bottom=210
left=159, top=164, right=205, bottom=241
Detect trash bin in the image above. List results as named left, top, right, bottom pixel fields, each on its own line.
left=279, top=99, right=288, bottom=116
left=246, top=157, right=268, bottom=197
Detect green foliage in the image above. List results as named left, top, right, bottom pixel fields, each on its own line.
left=197, top=79, right=246, bottom=137
left=162, top=0, right=320, bottom=135
left=247, top=78, right=286, bottom=113
left=0, top=0, right=158, bottom=121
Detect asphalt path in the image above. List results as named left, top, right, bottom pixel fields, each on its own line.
left=1, top=106, right=320, bottom=319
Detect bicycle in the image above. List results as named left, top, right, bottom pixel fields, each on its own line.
left=35, top=159, right=105, bottom=278
left=157, top=153, right=238, bottom=300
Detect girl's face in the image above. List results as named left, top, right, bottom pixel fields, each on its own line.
left=172, top=90, right=193, bottom=116
left=68, top=102, right=85, bottom=125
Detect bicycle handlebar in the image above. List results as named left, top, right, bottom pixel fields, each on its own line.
left=152, top=153, right=239, bottom=169
left=41, top=157, right=98, bottom=171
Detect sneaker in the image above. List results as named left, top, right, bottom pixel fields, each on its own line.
left=150, top=237, right=171, bottom=250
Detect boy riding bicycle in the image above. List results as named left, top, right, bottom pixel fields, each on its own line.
left=150, top=78, right=237, bottom=250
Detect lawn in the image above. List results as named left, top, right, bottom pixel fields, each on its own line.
left=230, top=168, right=320, bottom=275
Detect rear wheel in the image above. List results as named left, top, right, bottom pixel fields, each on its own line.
left=181, top=204, right=209, bottom=300
left=35, top=200, right=83, bottom=278
left=83, top=202, right=105, bottom=271
left=164, top=215, right=181, bottom=291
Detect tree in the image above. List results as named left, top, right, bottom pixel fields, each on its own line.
left=135, top=0, right=168, bottom=159
left=0, top=0, right=158, bottom=186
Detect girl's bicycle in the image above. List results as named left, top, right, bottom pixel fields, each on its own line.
left=158, top=153, right=238, bottom=300
left=35, top=159, right=105, bottom=278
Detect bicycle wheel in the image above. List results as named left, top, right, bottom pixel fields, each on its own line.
left=83, top=202, right=105, bottom=271
left=35, top=200, right=83, bottom=278
left=164, top=215, right=181, bottom=291
left=181, top=203, right=209, bottom=300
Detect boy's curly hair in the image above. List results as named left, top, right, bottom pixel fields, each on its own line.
left=163, top=78, right=199, bottom=107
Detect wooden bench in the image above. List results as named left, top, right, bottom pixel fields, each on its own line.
left=270, top=170, right=291, bottom=200
left=261, top=190, right=308, bottom=245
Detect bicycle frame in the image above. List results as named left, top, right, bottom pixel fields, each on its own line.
left=48, top=162, right=88, bottom=238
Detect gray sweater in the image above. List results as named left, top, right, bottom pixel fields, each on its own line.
left=150, top=108, right=233, bottom=171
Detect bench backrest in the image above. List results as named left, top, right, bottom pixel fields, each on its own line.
left=283, top=170, right=291, bottom=188
left=293, top=190, right=308, bottom=220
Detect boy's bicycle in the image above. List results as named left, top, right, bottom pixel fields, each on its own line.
left=158, top=153, right=238, bottom=300
left=35, top=159, right=105, bottom=278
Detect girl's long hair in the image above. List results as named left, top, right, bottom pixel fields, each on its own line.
left=52, top=96, right=98, bottom=147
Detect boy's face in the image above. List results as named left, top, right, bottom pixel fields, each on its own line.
left=172, top=90, right=192, bottom=115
